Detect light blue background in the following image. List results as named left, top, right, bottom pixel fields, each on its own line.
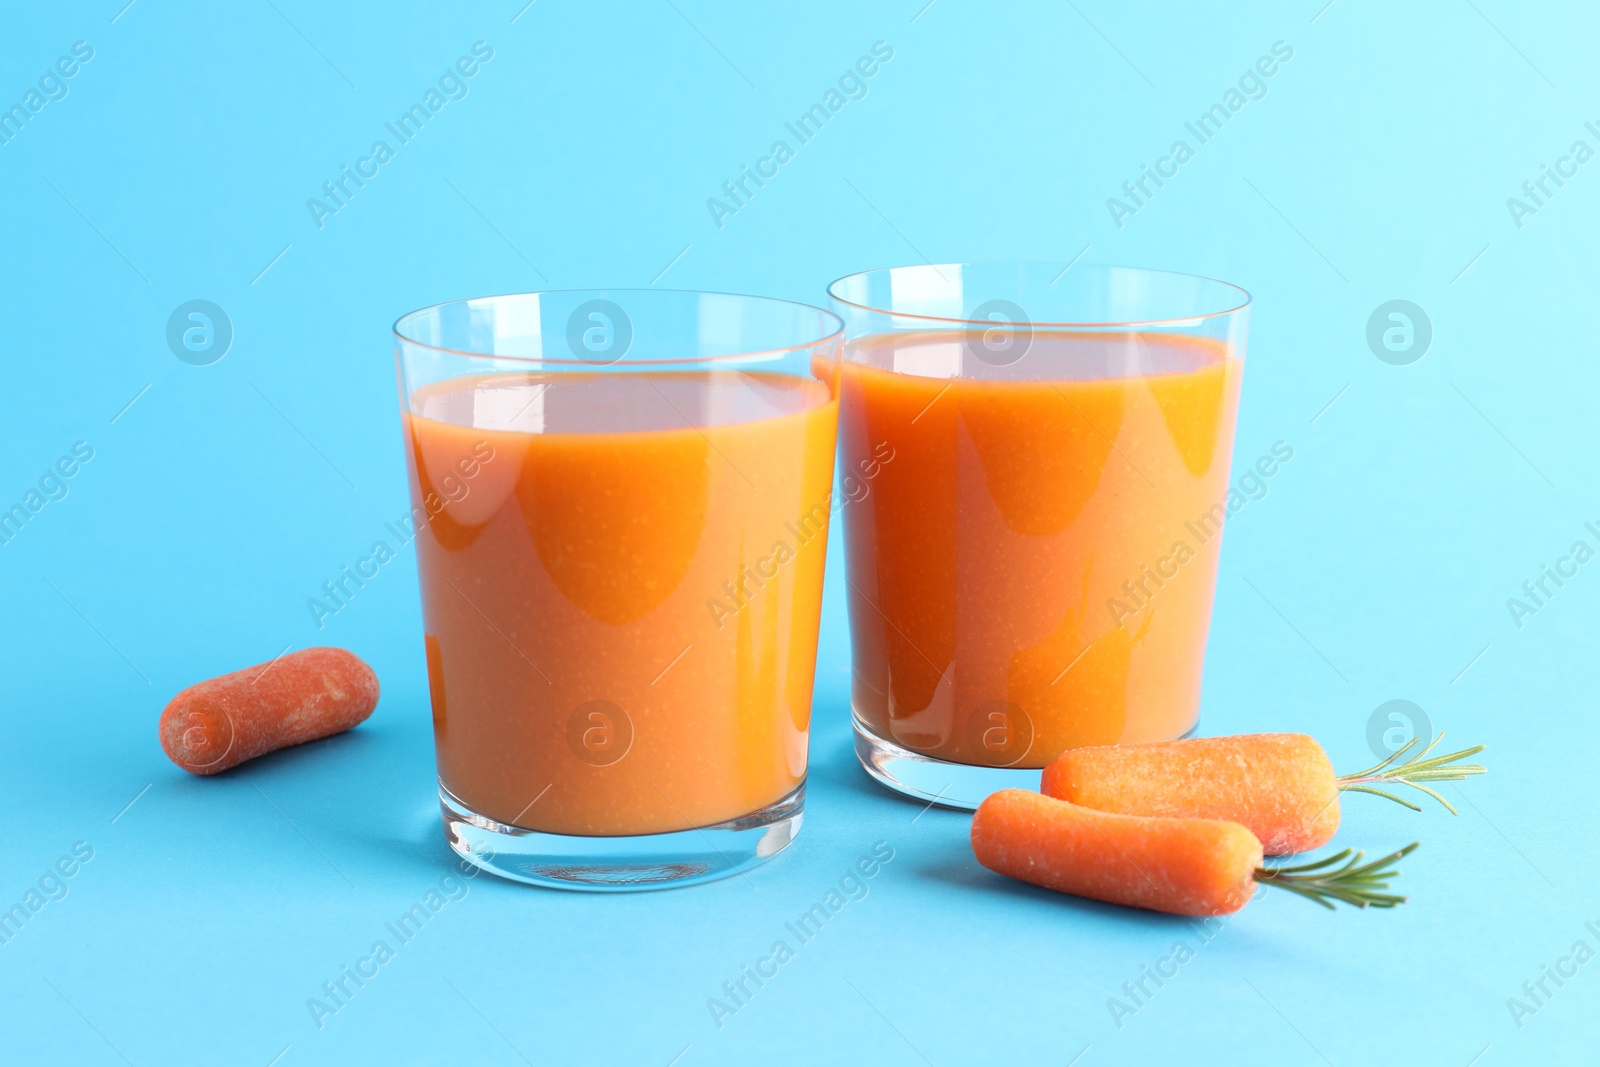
left=2, top=1, right=1594, bottom=1064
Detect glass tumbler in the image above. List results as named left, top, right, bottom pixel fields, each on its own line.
left=827, top=263, right=1250, bottom=809
left=393, top=290, right=843, bottom=889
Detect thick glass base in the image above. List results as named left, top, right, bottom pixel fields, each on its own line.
left=853, top=719, right=1041, bottom=811
left=853, top=718, right=1202, bottom=811
left=440, top=782, right=803, bottom=891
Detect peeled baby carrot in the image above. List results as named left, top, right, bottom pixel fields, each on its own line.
left=159, top=647, right=379, bottom=775
left=1043, top=733, right=1336, bottom=854
left=971, top=789, right=1415, bottom=915
left=1041, top=732, right=1484, bottom=855
left=972, top=790, right=1261, bottom=915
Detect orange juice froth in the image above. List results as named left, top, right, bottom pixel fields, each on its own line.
left=406, top=370, right=838, bottom=836
left=838, top=330, right=1242, bottom=767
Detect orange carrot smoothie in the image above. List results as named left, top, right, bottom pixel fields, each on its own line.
left=404, top=370, right=838, bottom=836
left=839, top=330, right=1242, bottom=768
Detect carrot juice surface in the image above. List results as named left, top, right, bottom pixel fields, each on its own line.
left=838, top=329, right=1242, bottom=768
left=405, top=370, right=838, bottom=836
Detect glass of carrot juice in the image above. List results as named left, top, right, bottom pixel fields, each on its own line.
left=393, top=290, right=843, bottom=889
left=827, top=264, right=1250, bottom=809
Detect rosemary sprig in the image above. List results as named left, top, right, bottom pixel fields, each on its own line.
left=1255, top=843, right=1418, bottom=910
left=1336, top=732, right=1486, bottom=814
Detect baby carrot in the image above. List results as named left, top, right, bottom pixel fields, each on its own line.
left=159, top=647, right=379, bottom=775
left=973, top=790, right=1260, bottom=915
left=1041, top=732, right=1484, bottom=855
left=971, top=790, right=1415, bottom=916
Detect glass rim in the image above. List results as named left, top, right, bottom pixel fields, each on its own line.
left=825, top=262, right=1253, bottom=329
left=392, top=287, right=845, bottom=367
